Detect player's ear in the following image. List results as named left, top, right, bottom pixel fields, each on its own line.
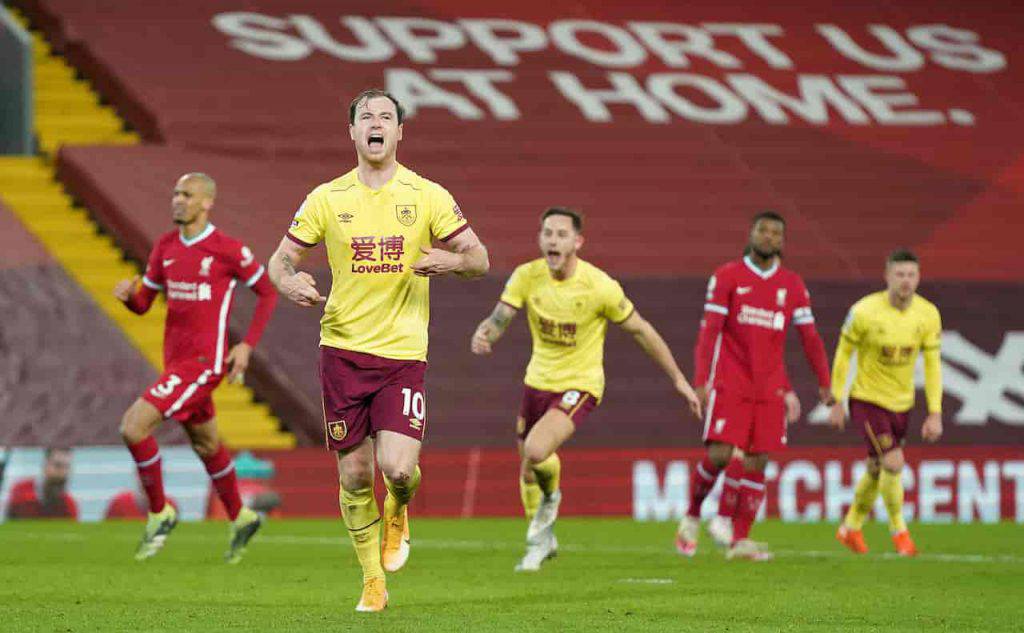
left=396, top=123, right=403, bottom=142
left=575, top=233, right=585, bottom=251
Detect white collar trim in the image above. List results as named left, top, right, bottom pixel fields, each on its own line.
left=743, top=255, right=779, bottom=279
left=179, top=223, right=215, bottom=247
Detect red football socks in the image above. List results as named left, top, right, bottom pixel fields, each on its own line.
left=732, top=470, right=767, bottom=543
left=687, top=457, right=722, bottom=519
left=717, top=457, right=745, bottom=518
left=128, top=436, right=166, bottom=513
left=202, top=445, right=242, bottom=521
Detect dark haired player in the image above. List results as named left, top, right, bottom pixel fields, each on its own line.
left=472, top=207, right=701, bottom=571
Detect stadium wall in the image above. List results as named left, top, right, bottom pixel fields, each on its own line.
left=2, top=445, right=1022, bottom=522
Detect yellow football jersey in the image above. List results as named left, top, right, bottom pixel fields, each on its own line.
left=288, top=163, right=468, bottom=361
left=500, top=258, right=634, bottom=400
left=831, top=291, right=942, bottom=413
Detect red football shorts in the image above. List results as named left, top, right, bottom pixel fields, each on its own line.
left=850, top=398, right=910, bottom=457
left=319, top=346, right=428, bottom=452
left=701, top=388, right=786, bottom=453
left=516, top=386, right=598, bottom=441
left=141, top=358, right=222, bottom=425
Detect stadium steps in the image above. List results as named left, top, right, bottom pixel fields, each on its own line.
left=2, top=9, right=295, bottom=450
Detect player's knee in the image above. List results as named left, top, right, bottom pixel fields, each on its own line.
left=866, top=459, right=882, bottom=477
left=190, top=437, right=218, bottom=458
left=381, top=463, right=413, bottom=488
left=707, top=443, right=733, bottom=468
left=742, top=453, right=768, bottom=472
left=119, top=410, right=144, bottom=444
left=338, top=467, right=372, bottom=491
left=520, top=460, right=537, bottom=483
left=881, top=450, right=905, bottom=473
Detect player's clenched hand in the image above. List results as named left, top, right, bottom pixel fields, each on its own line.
left=412, top=246, right=461, bottom=277
left=281, top=272, right=326, bottom=307
left=226, top=342, right=252, bottom=384
left=921, top=412, right=943, bottom=443
left=828, top=402, right=846, bottom=431
left=471, top=324, right=494, bottom=355
left=114, top=276, right=139, bottom=302
left=676, top=379, right=702, bottom=420
left=783, top=390, right=801, bottom=425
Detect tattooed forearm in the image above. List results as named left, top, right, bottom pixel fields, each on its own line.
left=486, top=304, right=515, bottom=337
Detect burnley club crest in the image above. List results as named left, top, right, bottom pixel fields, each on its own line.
left=396, top=205, right=417, bottom=226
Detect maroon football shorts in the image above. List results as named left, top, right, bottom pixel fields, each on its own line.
left=516, top=386, right=598, bottom=441
left=141, top=358, right=222, bottom=425
left=849, top=398, right=910, bottom=457
left=701, top=388, right=787, bottom=453
left=319, top=346, right=428, bottom=452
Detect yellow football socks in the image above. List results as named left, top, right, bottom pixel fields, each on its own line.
left=383, top=465, right=422, bottom=516
left=339, top=486, right=385, bottom=581
left=843, top=470, right=880, bottom=530
left=532, top=453, right=561, bottom=497
left=878, top=469, right=908, bottom=533
left=520, top=477, right=542, bottom=520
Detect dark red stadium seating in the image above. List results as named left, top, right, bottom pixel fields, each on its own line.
left=13, top=0, right=1023, bottom=447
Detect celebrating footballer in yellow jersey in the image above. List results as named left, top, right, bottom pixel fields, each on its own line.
left=288, top=163, right=469, bottom=361
left=471, top=207, right=701, bottom=572
left=830, top=249, right=943, bottom=558
left=269, top=89, right=488, bottom=612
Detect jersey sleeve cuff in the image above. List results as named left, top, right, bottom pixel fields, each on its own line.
left=439, top=223, right=470, bottom=242
left=245, top=266, right=266, bottom=287
left=142, top=276, right=163, bottom=290
left=611, top=305, right=636, bottom=325
left=286, top=232, right=317, bottom=248
left=704, top=303, right=728, bottom=315
left=499, top=298, right=522, bottom=310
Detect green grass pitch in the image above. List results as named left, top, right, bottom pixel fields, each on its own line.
left=1, top=518, right=1021, bottom=632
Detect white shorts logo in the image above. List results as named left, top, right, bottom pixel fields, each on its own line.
left=714, top=418, right=726, bottom=434
left=561, top=390, right=582, bottom=407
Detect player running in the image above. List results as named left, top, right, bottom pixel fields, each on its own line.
left=678, top=211, right=832, bottom=560
left=114, top=172, right=277, bottom=563
left=832, top=249, right=943, bottom=557
left=268, top=89, right=488, bottom=612
left=471, top=207, right=701, bottom=572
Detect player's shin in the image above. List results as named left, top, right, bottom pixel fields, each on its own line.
left=878, top=469, right=908, bottom=534
left=520, top=478, right=542, bottom=521
left=688, top=457, right=722, bottom=519
left=731, top=471, right=766, bottom=543
left=717, top=457, right=744, bottom=519
left=531, top=453, right=561, bottom=497
left=339, top=486, right=385, bottom=581
left=201, top=444, right=242, bottom=521
left=843, top=469, right=880, bottom=531
left=127, top=436, right=167, bottom=513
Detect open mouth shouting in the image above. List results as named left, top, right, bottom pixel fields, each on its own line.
left=367, top=133, right=385, bottom=152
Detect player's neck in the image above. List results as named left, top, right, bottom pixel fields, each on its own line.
left=887, top=290, right=913, bottom=311
left=747, top=252, right=777, bottom=272
left=550, top=256, right=578, bottom=281
left=356, top=159, right=398, bottom=190
left=179, top=219, right=210, bottom=240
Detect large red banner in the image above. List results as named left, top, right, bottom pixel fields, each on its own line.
left=261, top=445, right=1024, bottom=522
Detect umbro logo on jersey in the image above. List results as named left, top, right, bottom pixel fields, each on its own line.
left=337, top=212, right=354, bottom=223
left=737, top=286, right=752, bottom=294
left=162, top=259, right=175, bottom=267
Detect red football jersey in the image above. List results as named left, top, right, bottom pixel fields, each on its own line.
left=695, top=256, right=820, bottom=400
left=141, top=224, right=266, bottom=372
left=6, top=478, right=79, bottom=519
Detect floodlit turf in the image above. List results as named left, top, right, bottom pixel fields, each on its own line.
left=1, top=518, right=1021, bottom=632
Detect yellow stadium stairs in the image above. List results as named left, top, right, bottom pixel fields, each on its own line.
left=1, top=9, right=294, bottom=449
